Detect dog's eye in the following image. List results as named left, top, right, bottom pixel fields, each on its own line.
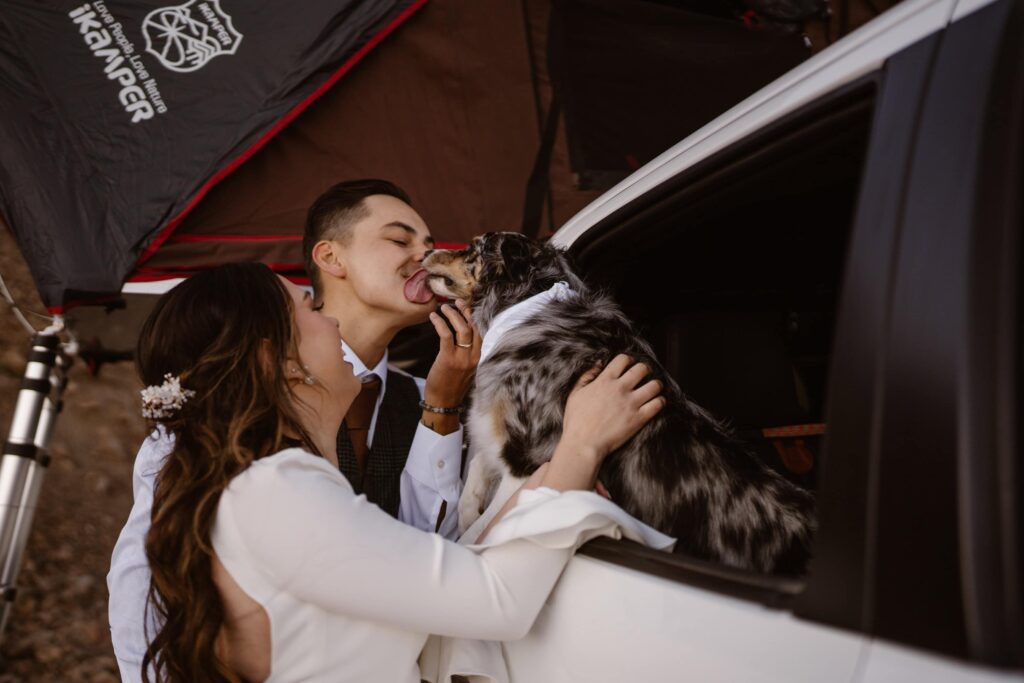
left=443, top=276, right=455, bottom=287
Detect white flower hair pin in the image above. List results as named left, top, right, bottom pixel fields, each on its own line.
left=141, top=373, right=196, bottom=420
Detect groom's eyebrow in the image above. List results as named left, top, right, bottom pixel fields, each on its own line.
left=384, top=221, right=435, bottom=247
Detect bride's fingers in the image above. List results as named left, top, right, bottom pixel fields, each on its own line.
left=633, top=378, right=663, bottom=404
left=637, top=396, right=667, bottom=422
left=572, top=365, right=602, bottom=391
left=603, top=354, right=633, bottom=379
left=618, top=361, right=650, bottom=390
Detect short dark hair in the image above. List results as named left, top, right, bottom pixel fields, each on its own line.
left=303, top=179, right=412, bottom=295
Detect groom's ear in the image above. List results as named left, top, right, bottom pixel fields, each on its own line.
left=312, top=240, right=346, bottom=279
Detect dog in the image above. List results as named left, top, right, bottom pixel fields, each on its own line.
left=422, top=232, right=815, bottom=574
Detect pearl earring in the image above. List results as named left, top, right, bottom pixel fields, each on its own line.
left=302, top=364, right=316, bottom=386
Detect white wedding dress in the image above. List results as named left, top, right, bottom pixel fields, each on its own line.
left=211, top=448, right=673, bottom=682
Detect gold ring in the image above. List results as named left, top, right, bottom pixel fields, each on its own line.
left=456, top=342, right=472, bottom=348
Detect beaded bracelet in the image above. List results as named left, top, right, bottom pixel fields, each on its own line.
left=418, top=399, right=465, bottom=415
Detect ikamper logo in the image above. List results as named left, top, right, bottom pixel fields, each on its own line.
left=142, top=0, right=242, bottom=73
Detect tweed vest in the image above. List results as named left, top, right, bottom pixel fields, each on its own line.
left=336, top=369, right=420, bottom=518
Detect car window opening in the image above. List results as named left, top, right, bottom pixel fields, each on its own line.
left=575, top=87, right=876, bottom=587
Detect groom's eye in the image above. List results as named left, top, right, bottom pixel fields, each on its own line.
left=389, top=239, right=409, bottom=247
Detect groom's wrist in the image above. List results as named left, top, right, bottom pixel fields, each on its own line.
left=421, top=411, right=460, bottom=436
left=423, top=385, right=465, bottom=409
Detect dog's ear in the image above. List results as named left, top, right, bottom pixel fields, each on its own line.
left=498, top=235, right=540, bottom=282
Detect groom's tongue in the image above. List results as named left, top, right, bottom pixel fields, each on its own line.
left=403, top=270, right=435, bottom=304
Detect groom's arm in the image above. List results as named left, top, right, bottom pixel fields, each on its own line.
left=399, top=301, right=478, bottom=538
left=398, top=375, right=464, bottom=539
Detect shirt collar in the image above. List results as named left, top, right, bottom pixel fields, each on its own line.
left=340, top=339, right=389, bottom=395
left=479, top=281, right=576, bottom=364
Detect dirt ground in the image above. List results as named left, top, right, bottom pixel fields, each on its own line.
left=0, top=226, right=144, bottom=682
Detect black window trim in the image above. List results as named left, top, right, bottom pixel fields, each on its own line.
left=861, top=0, right=1024, bottom=666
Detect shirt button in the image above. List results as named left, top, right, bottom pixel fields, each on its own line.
left=436, top=460, right=445, bottom=469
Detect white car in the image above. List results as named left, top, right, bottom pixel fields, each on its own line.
left=504, top=0, right=1024, bottom=680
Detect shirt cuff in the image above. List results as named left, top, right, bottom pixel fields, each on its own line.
left=404, top=422, right=463, bottom=493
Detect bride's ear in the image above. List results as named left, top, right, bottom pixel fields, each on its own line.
left=258, top=339, right=295, bottom=381
left=312, top=240, right=346, bottom=279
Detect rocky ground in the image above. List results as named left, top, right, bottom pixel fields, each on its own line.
left=0, top=227, right=144, bottom=682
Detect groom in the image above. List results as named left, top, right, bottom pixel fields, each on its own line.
left=107, top=179, right=479, bottom=682
left=301, top=179, right=478, bottom=533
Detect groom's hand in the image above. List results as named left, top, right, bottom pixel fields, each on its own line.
left=423, top=299, right=480, bottom=435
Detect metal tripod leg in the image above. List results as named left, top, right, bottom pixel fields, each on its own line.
left=0, top=334, right=65, bottom=642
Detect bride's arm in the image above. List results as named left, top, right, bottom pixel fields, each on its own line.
left=475, top=355, right=664, bottom=542
left=216, top=356, right=663, bottom=641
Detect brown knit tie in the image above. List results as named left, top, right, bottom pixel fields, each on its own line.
left=345, top=375, right=381, bottom=482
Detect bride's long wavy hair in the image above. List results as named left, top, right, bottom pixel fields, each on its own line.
left=136, top=263, right=316, bottom=683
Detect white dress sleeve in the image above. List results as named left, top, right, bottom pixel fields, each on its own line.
left=215, top=450, right=672, bottom=642
left=106, top=430, right=172, bottom=683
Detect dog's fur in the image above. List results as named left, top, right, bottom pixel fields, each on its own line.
left=422, top=232, right=815, bottom=574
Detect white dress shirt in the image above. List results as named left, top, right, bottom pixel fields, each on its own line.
left=339, top=341, right=464, bottom=536
left=209, top=449, right=672, bottom=682
left=107, top=344, right=464, bottom=683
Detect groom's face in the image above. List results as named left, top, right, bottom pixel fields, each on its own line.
left=335, top=194, right=437, bottom=323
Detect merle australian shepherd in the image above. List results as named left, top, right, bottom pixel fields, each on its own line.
left=422, top=232, right=815, bottom=574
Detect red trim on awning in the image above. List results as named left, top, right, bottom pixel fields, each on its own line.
left=126, top=271, right=311, bottom=283
left=47, top=294, right=123, bottom=313
left=123, top=273, right=190, bottom=282
left=134, top=0, right=430, bottom=269
left=164, top=236, right=468, bottom=247
left=132, top=261, right=304, bottom=276
left=168, top=234, right=303, bottom=243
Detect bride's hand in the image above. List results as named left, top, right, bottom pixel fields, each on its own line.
left=561, top=355, right=666, bottom=463
left=533, top=355, right=665, bottom=495
left=474, top=357, right=663, bottom=542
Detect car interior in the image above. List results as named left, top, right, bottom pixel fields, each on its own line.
left=575, top=84, right=876, bottom=497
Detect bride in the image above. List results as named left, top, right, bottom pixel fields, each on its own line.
left=135, top=262, right=667, bottom=682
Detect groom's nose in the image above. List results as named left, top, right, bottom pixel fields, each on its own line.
left=414, top=246, right=432, bottom=263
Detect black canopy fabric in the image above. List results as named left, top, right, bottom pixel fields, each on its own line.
left=549, top=0, right=808, bottom=190
left=0, top=0, right=421, bottom=309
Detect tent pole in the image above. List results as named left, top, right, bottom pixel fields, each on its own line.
left=0, top=333, right=63, bottom=641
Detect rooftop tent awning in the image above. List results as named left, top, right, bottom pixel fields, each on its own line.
left=122, top=0, right=809, bottom=289
left=0, top=0, right=423, bottom=310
